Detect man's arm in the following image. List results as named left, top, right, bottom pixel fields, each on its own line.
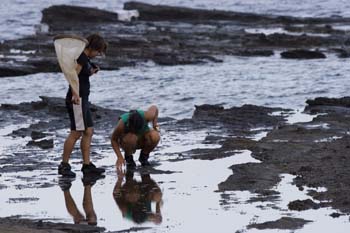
left=71, top=64, right=82, bottom=104
left=111, top=120, right=126, bottom=169
left=144, top=105, right=159, bottom=130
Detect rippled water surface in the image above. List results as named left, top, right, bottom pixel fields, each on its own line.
left=1, top=55, right=349, bottom=119
left=1, top=0, right=350, bottom=41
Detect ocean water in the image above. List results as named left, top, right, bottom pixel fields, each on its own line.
left=1, top=54, right=350, bottom=119
left=1, top=0, right=350, bottom=41
left=1, top=1, right=350, bottom=231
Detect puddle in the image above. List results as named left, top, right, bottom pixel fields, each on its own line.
left=0, top=123, right=33, bottom=154
left=249, top=127, right=273, bottom=141
left=0, top=127, right=349, bottom=232
left=270, top=109, right=321, bottom=124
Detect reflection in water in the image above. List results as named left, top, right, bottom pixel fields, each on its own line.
left=58, top=175, right=104, bottom=226
left=113, top=170, right=163, bottom=225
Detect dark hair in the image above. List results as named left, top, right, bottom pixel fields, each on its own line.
left=127, top=110, right=144, bottom=133
left=86, top=33, right=107, bottom=54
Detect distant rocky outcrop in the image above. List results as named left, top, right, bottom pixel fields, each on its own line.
left=1, top=2, right=350, bottom=77
left=281, top=49, right=326, bottom=59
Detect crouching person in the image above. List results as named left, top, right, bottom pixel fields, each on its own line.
left=111, top=105, right=160, bottom=170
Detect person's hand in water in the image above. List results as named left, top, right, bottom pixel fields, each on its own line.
left=116, top=157, right=125, bottom=172
left=117, top=166, right=125, bottom=177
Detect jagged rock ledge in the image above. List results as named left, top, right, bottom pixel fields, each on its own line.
left=1, top=2, right=350, bottom=77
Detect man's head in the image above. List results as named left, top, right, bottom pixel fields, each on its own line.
left=127, top=110, right=144, bottom=134
left=86, top=33, right=107, bottom=58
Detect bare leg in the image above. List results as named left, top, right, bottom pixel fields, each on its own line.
left=62, top=131, right=82, bottom=163
left=81, top=127, right=93, bottom=165
left=63, top=191, right=85, bottom=224
left=121, top=133, right=138, bottom=156
left=141, top=130, right=160, bottom=154
left=83, top=185, right=97, bottom=225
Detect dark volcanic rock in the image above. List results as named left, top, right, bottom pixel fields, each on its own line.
left=218, top=163, right=282, bottom=192
left=27, top=139, right=54, bottom=149
left=306, top=96, right=350, bottom=108
left=1, top=4, right=350, bottom=77
left=214, top=96, right=350, bottom=216
left=281, top=49, right=326, bottom=59
left=0, top=217, right=105, bottom=233
left=247, top=217, right=312, bottom=230
left=288, top=199, right=320, bottom=211
left=193, top=104, right=288, bottom=128
left=284, top=24, right=345, bottom=35
left=31, top=131, right=49, bottom=140
left=124, top=1, right=350, bottom=24
left=42, top=5, right=119, bottom=30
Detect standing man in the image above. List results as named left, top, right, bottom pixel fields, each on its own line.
left=111, top=105, right=160, bottom=170
left=57, top=34, right=107, bottom=177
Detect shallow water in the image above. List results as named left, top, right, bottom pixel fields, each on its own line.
left=1, top=55, right=350, bottom=119
left=1, top=0, right=350, bottom=41
left=1, top=146, right=348, bottom=232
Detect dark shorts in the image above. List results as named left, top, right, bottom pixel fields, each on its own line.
left=66, top=98, right=93, bottom=131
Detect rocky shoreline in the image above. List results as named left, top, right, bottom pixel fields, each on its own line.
left=1, top=96, right=350, bottom=231
left=1, top=1, right=350, bottom=77
left=2, top=1, right=350, bottom=232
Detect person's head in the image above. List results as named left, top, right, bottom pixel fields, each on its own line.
left=127, top=110, right=144, bottom=134
left=85, top=33, right=107, bottom=58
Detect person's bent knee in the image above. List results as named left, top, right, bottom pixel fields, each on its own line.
left=70, top=131, right=82, bottom=140
left=83, top=127, right=94, bottom=138
left=148, top=130, right=160, bottom=145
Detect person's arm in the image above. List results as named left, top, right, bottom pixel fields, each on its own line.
left=144, top=105, right=159, bottom=131
left=111, top=120, right=126, bottom=170
left=71, top=64, right=82, bottom=104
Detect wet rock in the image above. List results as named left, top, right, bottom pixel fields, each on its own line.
left=218, top=163, right=282, bottom=192
left=333, top=48, right=350, bottom=58
left=284, top=24, right=345, bottom=35
left=31, top=131, right=49, bottom=140
left=41, top=5, right=119, bottom=31
left=0, top=217, right=105, bottom=233
left=247, top=190, right=280, bottom=203
left=330, top=212, right=342, bottom=218
left=281, top=49, right=326, bottom=59
left=233, top=49, right=274, bottom=57
left=27, top=139, right=54, bottom=149
left=288, top=199, right=320, bottom=211
left=213, top=96, right=350, bottom=217
left=192, top=104, right=287, bottom=129
left=306, top=96, right=350, bottom=108
left=7, top=197, right=40, bottom=203
left=247, top=217, right=312, bottom=230
left=1, top=3, right=350, bottom=78
left=305, top=96, right=350, bottom=115
left=124, top=1, right=350, bottom=24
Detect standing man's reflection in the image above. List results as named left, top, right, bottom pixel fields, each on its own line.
left=113, top=170, right=163, bottom=224
left=59, top=177, right=101, bottom=225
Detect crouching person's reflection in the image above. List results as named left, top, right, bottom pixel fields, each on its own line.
left=58, top=176, right=102, bottom=225
left=113, top=170, right=163, bottom=224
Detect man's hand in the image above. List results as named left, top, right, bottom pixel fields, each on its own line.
left=91, top=64, right=100, bottom=74
left=72, top=92, right=80, bottom=105
left=91, top=67, right=100, bottom=74
left=116, top=157, right=125, bottom=172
